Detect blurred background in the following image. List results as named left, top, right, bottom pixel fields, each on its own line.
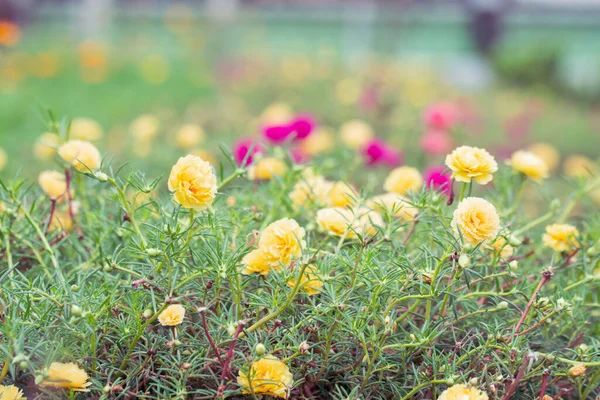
left=1, top=0, right=600, bottom=177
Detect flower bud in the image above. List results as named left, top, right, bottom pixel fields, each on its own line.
left=507, top=234, right=522, bottom=247
left=70, top=284, right=80, bottom=292
left=227, top=323, right=236, bottom=336
left=550, top=198, right=561, bottom=211
left=145, top=248, right=162, bottom=257
left=568, top=364, right=586, bottom=377
left=94, top=171, right=108, bottom=182
left=469, top=377, right=478, bottom=386
left=35, top=375, right=45, bottom=385
left=509, top=260, right=518, bottom=271
left=142, top=309, right=153, bottom=319
left=299, top=341, right=310, bottom=354
left=18, top=360, right=28, bottom=369
left=103, top=385, right=111, bottom=394
left=255, top=343, right=266, bottom=356
left=446, top=377, right=455, bottom=385
left=71, top=304, right=83, bottom=317
left=458, top=253, right=471, bottom=268
left=497, top=301, right=509, bottom=310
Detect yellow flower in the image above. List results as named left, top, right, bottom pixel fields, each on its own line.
left=354, top=207, right=384, bottom=236
left=158, top=304, right=185, bottom=326
left=242, top=249, right=273, bottom=275
left=509, top=150, right=549, bottom=181
left=237, top=355, right=293, bottom=399
left=384, top=166, right=423, bottom=195
left=41, top=362, right=92, bottom=392
left=367, top=193, right=418, bottom=220
left=130, top=114, right=160, bottom=142
left=335, top=78, right=360, bottom=106
left=563, top=155, right=596, bottom=178
left=38, top=170, right=68, bottom=199
left=258, top=218, right=306, bottom=267
left=168, top=154, right=217, bottom=211
left=300, top=127, right=335, bottom=155
left=445, top=146, right=498, bottom=184
left=543, top=224, right=579, bottom=252
left=488, top=236, right=514, bottom=259
left=316, top=207, right=356, bottom=237
left=34, top=132, right=60, bottom=160
left=176, top=123, right=205, bottom=149
left=58, top=140, right=101, bottom=172
left=50, top=211, right=73, bottom=233
left=289, top=175, right=332, bottom=209
left=528, top=142, right=560, bottom=171
left=0, top=148, right=7, bottom=171
left=339, top=120, right=374, bottom=149
left=248, top=157, right=287, bottom=181
left=0, top=384, right=24, bottom=400
left=568, top=364, right=586, bottom=377
left=287, top=264, right=324, bottom=295
left=328, top=181, right=357, bottom=208
left=260, top=102, right=293, bottom=125
left=452, top=197, right=500, bottom=245
left=69, top=118, right=103, bottom=141
left=438, top=384, right=488, bottom=400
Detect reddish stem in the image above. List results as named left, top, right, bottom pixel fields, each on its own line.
left=513, top=269, right=553, bottom=338
left=539, top=369, right=551, bottom=400
left=64, top=169, right=75, bottom=221
left=503, top=354, right=530, bottom=400
left=199, top=308, right=224, bottom=366
left=402, top=218, right=419, bottom=246
left=45, top=198, right=57, bottom=235
left=220, top=321, right=245, bottom=380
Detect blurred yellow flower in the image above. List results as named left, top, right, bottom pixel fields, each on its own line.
left=452, top=197, right=500, bottom=245
left=563, top=155, right=596, bottom=178
left=328, top=181, right=357, bottom=208
left=0, top=147, right=7, bottom=171
left=130, top=114, right=160, bottom=142
left=510, top=150, right=549, bottom=181
left=0, top=384, right=24, bottom=400
left=41, top=362, right=91, bottom=392
left=316, top=207, right=355, bottom=237
left=260, top=102, right=293, bottom=125
left=528, top=142, right=560, bottom=171
left=168, top=154, right=217, bottom=211
left=158, top=304, right=185, bottom=326
left=58, top=140, right=101, bottom=172
left=488, top=236, right=514, bottom=259
left=237, top=356, right=293, bottom=398
left=367, top=193, right=418, bottom=220
left=287, top=264, right=324, bottom=295
left=50, top=211, right=73, bottom=233
left=258, top=218, right=306, bottom=267
left=33, top=132, right=60, bottom=160
left=335, top=78, right=360, bottom=105
left=300, top=127, right=335, bottom=155
left=242, top=248, right=272, bottom=275
left=289, top=175, right=332, bottom=209
left=38, top=170, right=68, bottom=199
left=248, top=157, right=287, bottom=181
left=438, top=384, right=488, bottom=400
left=384, top=166, right=423, bottom=195
left=339, top=120, right=374, bottom=150
left=176, top=123, right=205, bottom=149
left=543, top=224, right=579, bottom=252
left=139, top=54, right=170, bottom=85
left=446, top=146, right=498, bottom=184
left=70, top=118, right=103, bottom=141
left=354, top=206, right=384, bottom=236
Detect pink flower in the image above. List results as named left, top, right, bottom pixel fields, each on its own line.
left=288, top=114, right=316, bottom=140
left=358, top=85, right=380, bottom=112
left=362, top=138, right=403, bottom=167
left=233, top=137, right=264, bottom=166
left=422, top=102, right=460, bottom=131
left=423, top=165, right=452, bottom=196
left=420, top=129, right=454, bottom=156
left=262, top=124, right=292, bottom=144
left=291, top=147, right=310, bottom=164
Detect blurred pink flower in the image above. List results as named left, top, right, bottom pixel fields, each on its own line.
left=291, top=147, right=310, bottom=164
left=420, top=129, right=454, bottom=157
left=233, top=137, right=264, bottom=166
left=362, top=138, right=402, bottom=167
left=422, top=102, right=460, bottom=131
left=359, top=85, right=380, bottom=112
left=289, top=114, right=316, bottom=140
left=262, top=124, right=292, bottom=144
left=423, top=165, right=452, bottom=196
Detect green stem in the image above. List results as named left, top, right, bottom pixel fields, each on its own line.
left=400, top=379, right=449, bottom=400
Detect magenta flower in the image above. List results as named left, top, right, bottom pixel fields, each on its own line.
left=288, top=113, right=316, bottom=140
left=262, top=124, right=292, bottom=144
left=422, top=102, right=460, bottom=131
left=423, top=165, right=452, bottom=196
left=420, top=129, right=454, bottom=157
left=233, top=137, right=264, bottom=166
left=362, top=138, right=403, bottom=167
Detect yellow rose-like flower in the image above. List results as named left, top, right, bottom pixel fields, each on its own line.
left=289, top=175, right=332, bottom=209
left=384, top=166, right=423, bottom=195
left=510, top=150, right=549, bottom=181
left=563, top=155, right=596, bottom=178
left=175, top=123, right=205, bottom=149
left=339, top=120, right=374, bottom=149
left=300, top=127, right=335, bottom=155
left=38, top=170, right=68, bottom=199
left=158, top=304, right=185, bottom=326
left=168, top=154, right=217, bottom=211
left=69, top=118, right=103, bottom=141
left=568, top=364, right=586, bottom=377
left=260, top=102, right=293, bottom=125
left=41, top=362, right=92, bottom=392
left=542, top=224, right=579, bottom=252
left=258, top=218, right=306, bottom=267
left=328, top=181, right=357, bottom=208
left=528, top=142, right=560, bottom=170
left=354, top=207, right=384, bottom=236
left=438, top=384, right=488, bottom=400
left=445, top=146, right=498, bottom=184
left=0, top=148, right=7, bottom=171
left=58, top=140, right=101, bottom=172
left=452, top=197, right=500, bottom=245
left=130, top=114, right=160, bottom=142
left=367, top=193, right=418, bottom=220
left=316, top=207, right=356, bottom=238
left=242, top=248, right=273, bottom=275
left=237, top=355, right=293, bottom=399
left=34, top=132, right=60, bottom=160
left=0, top=384, right=24, bottom=400
left=248, top=157, right=287, bottom=181
left=287, top=264, right=324, bottom=295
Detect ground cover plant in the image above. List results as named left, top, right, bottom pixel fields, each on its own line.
left=0, top=110, right=599, bottom=399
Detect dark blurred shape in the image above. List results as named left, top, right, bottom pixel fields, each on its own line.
left=0, top=0, right=17, bottom=20
left=460, top=0, right=514, bottom=55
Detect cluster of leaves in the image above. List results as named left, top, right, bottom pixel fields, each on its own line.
left=0, top=141, right=599, bottom=400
